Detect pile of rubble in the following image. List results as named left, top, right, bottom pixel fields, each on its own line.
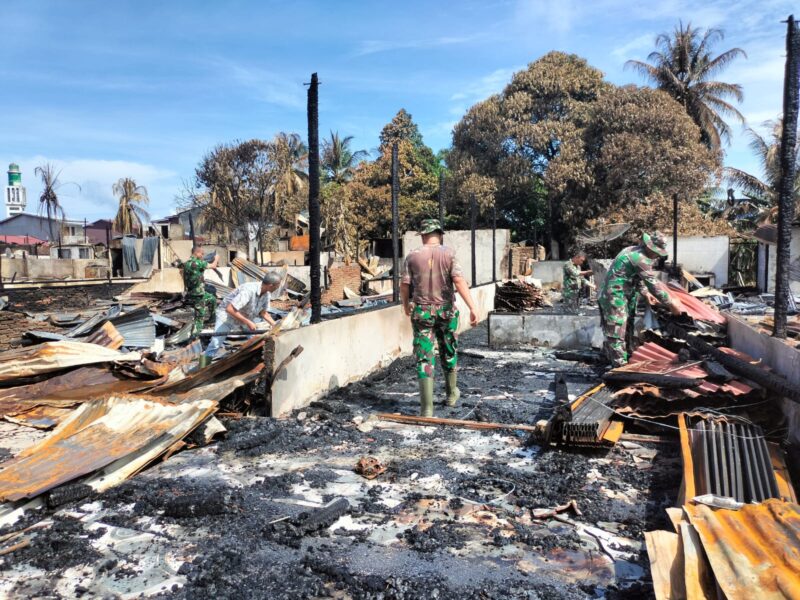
left=494, top=280, right=551, bottom=311
left=539, top=279, right=800, bottom=598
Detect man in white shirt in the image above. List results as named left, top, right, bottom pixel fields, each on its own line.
left=204, top=272, right=281, bottom=358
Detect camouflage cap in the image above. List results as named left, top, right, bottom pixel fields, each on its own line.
left=642, top=231, right=668, bottom=258
left=419, top=218, right=444, bottom=235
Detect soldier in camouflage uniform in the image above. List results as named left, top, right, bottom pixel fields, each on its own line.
left=400, top=219, right=478, bottom=417
left=597, top=232, right=683, bottom=367
left=562, top=250, right=592, bottom=310
left=183, top=245, right=220, bottom=336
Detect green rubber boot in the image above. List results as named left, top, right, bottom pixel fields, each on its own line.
left=419, top=378, right=434, bottom=417
left=445, top=370, right=460, bottom=407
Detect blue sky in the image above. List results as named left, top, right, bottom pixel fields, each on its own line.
left=0, top=0, right=796, bottom=221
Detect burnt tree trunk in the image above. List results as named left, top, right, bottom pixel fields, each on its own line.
left=774, top=16, right=800, bottom=338
left=307, top=73, right=322, bottom=324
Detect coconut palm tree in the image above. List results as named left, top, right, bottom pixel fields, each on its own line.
left=321, top=131, right=368, bottom=184
left=626, top=22, right=746, bottom=149
left=112, top=177, right=151, bottom=234
left=269, top=132, right=309, bottom=222
left=35, top=163, right=78, bottom=241
left=725, top=118, right=800, bottom=227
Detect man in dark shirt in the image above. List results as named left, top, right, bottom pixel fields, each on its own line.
left=400, top=219, right=478, bottom=417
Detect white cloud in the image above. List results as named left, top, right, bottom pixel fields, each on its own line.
left=218, top=61, right=305, bottom=109
left=611, top=33, right=656, bottom=59
left=354, top=35, right=480, bottom=56
left=0, top=156, right=179, bottom=222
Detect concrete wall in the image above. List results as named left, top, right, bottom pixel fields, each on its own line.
left=1, top=257, right=109, bottom=280
left=530, top=261, right=564, bottom=286
left=269, top=282, right=497, bottom=417
left=727, top=315, right=800, bottom=446
left=763, top=226, right=800, bottom=294
left=488, top=311, right=604, bottom=349
left=126, top=267, right=186, bottom=294
left=402, top=229, right=509, bottom=287
left=663, top=235, right=729, bottom=287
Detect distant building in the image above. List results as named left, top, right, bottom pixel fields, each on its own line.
left=0, top=213, right=86, bottom=244
left=4, top=163, right=27, bottom=218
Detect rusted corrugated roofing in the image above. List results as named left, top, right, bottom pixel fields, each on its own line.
left=685, top=500, right=800, bottom=599
left=0, top=341, right=141, bottom=383
left=667, top=283, right=728, bottom=325
left=0, top=395, right=217, bottom=502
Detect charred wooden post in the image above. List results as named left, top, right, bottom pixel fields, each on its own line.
left=470, top=193, right=477, bottom=287
left=391, top=142, right=400, bottom=303
left=492, top=202, right=497, bottom=282
left=105, top=223, right=112, bottom=282
left=672, top=194, right=679, bottom=276
left=308, top=72, right=322, bottom=323
left=438, top=172, right=445, bottom=227
left=775, top=16, right=800, bottom=338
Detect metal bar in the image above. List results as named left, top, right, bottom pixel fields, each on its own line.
left=718, top=421, right=730, bottom=499
left=470, top=193, right=477, bottom=287
left=745, top=425, right=766, bottom=501
left=730, top=423, right=743, bottom=503
left=391, top=142, right=400, bottom=303
left=307, top=72, right=322, bottom=323
left=753, top=426, right=780, bottom=499
left=710, top=420, right=721, bottom=496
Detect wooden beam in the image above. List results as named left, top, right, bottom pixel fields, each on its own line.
left=376, top=413, right=539, bottom=433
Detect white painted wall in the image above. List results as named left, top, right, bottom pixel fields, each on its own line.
left=663, top=235, right=729, bottom=286
left=402, top=229, right=509, bottom=287
left=269, top=282, right=497, bottom=416
left=763, top=226, right=800, bottom=294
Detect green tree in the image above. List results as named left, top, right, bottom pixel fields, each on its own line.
left=321, top=131, right=368, bottom=184
left=112, top=177, right=150, bottom=234
left=625, top=22, right=746, bottom=150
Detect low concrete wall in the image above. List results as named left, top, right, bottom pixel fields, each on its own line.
left=727, top=315, right=800, bottom=446
left=269, top=283, right=497, bottom=417
left=488, top=311, right=603, bottom=349
left=127, top=268, right=186, bottom=294
left=402, top=229, right=509, bottom=287
left=663, top=235, right=729, bottom=287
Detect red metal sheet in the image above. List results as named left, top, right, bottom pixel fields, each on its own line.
left=668, top=283, right=728, bottom=325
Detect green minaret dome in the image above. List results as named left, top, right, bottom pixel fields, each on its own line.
left=7, top=164, right=21, bottom=187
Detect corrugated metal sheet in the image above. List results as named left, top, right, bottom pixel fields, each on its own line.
left=0, top=341, right=141, bottom=383
left=0, top=395, right=217, bottom=501
left=110, top=308, right=156, bottom=348
left=685, top=500, right=800, bottom=599
left=667, top=283, right=728, bottom=325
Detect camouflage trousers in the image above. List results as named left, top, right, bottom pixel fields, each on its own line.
left=598, top=292, right=636, bottom=367
left=187, top=292, right=217, bottom=336
left=411, top=303, right=459, bottom=380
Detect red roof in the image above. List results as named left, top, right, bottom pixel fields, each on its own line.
left=0, top=235, right=47, bottom=245
left=666, top=283, right=728, bottom=325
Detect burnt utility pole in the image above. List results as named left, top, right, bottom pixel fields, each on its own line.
left=470, top=193, right=477, bottom=287
left=307, top=73, right=322, bottom=323
left=492, top=202, right=497, bottom=282
left=438, top=172, right=445, bottom=227
left=672, top=194, right=679, bottom=276
left=391, top=142, right=400, bottom=303
left=774, top=16, right=800, bottom=338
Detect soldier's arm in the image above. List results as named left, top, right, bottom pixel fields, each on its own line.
left=632, top=255, right=672, bottom=306
left=400, top=256, right=412, bottom=316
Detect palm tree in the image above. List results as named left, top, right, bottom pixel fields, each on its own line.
left=725, top=118, right=800, bottom=227
left=112, top=177, right=151, bottom=234
left=269, top=132, right=309, bottom=222
left=321, top=131, right=368, bottom=184
left=626, top=22, right=746, bottom=149
left=35, top=163, right=77, bottom=241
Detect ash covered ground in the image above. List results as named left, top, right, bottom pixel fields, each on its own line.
left=0, top=324, right=681, bottom=599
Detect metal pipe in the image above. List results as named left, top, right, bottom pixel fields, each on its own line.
left=391, top=141, right=400, bottom=303
left=307, top=72, right=322, bottom=323
left=470, top=193, right=477, bottom=287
